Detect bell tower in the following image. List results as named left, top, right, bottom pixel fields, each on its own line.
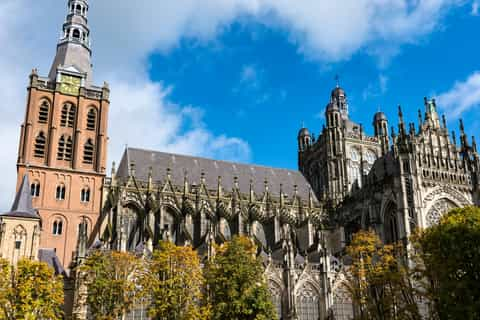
left=16, top=0, right=109, bottom=268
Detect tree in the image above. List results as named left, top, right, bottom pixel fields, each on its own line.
left=343, top=230, right=421, bottom=320
left=413, top=206, right=480, bottom=320
left=143, top=241, right=208, bottom=320
left=205, top=236, right=277, bottom=320
left=81, top=250, right=145, bottom=320
left=0, top=258, right=64, bottom=320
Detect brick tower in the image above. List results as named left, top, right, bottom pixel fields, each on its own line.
left=16, top=0, right=109, bottom=268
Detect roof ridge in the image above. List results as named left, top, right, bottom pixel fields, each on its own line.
left=126, top=147, right=302, bottom=174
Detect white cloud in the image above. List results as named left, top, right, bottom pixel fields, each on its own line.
left=472, top=1, right=479, bottom=15
left=362, top=74, right=389, bottom=100
left=0, top=0, right=468, bottom=208
left=436, top=71, right=480, bottom=118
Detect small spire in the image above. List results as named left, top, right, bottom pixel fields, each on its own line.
left=460, top=119, right=465, bottom=133
left=111, top=161, right=116, bottom=176
left=129, top=161, right=136, bottom=177
left=264, top=178, right=269, bottom=193
left=409, top=123, right=416, bottom=135
left=147, top=167, right=153, bottom=190
left=398, top=105, right=404, bottom=120
left=200, top=170, right=206, bottom=184
left=418, top=109, right=423, bottom=123
left=442, top=115, right=447, bottom=129
left=472, top=136, right=477, bottom=153
left=279, top=184, right=285, bottom=207
left=308, top=187, right=314, bottom=208
left=391, top=126, right=397, bottom=140
left=7, top=175, right=38, bottom=218
left=183, top=171, right=189, bottom=195
left=217, top=176, right=223, bottom=198
left=452, top=131, right=457, bottom=146
left=249, top=178, right=254, bottom=202
left=233, top=176, right=239, bottom=190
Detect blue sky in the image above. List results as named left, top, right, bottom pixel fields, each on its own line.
left=148, top=4, right=480, bottom=169
left=0, top=0, right=479, bottom=207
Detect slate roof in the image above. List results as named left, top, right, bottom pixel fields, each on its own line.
left=0, top=175, right=40, bottom=219
left=38, top=249, right=66, bottom=275
left=117, top=147, right=316, bottom=201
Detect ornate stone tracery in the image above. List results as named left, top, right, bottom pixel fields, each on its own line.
left=426, top=198, right=457, bottom=227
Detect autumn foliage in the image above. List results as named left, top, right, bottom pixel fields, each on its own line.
left=343, top=230, right=421, bottom=320
left=81, top=250, right=146, bottom=320
left=205, top=236, right=277, bottom=320
left=413, top=206, right=480, bottom=320
left=143, top=241, right=208, bottom=320
left=0, top=258, right=64, bottom=320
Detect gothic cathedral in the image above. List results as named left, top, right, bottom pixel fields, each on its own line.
left=1, top=1, right=479, bottom=320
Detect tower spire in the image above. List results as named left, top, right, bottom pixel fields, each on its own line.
left=49, top=0, right=93, bottom=84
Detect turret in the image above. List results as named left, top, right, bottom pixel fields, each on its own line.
left=298, top=127, right=312, bottom=152
left=424, top=97, right=441, bottom=129
left=49, top=0, right=93, bottom=84
left=373, top=111, right=389, bottom=155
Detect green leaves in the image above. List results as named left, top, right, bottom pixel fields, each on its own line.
left=343, top=231, right=421, bottom=320
left=205, top=236, right=277, bottom=320
left=143, top=241, right=207, bottom=320
left=81, top=250, right=145, bottom=320
left=0, top=258, right=64, bottom=320
left=414, top=206, right=480, bottom=320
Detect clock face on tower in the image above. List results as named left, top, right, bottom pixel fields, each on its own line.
left=59, top=74, right=81, bottom=95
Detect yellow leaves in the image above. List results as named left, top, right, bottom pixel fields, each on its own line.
left=411, top=206, right=480, bottom=319
left=82, top=250, right=145, bottom=320
left=343, top=231, right=421, bottom=320
left=0, top=258, right=63, bottom=320
left=143, top=241, right=206, bottom=320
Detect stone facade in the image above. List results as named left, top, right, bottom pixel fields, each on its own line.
left=0, top=175, right=41, bottom=265
left=15, top=0, right=110, bottom=269
left=3, top=0, right=480, bottom=319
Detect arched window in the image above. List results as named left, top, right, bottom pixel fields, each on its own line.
left=384, top=204, right=398, bottom=244
left=60, top=105, right=68, bottom=126
left=65, top=137, right=73, bottom=161
left=56, top=185, right=66, bottom=201
left=268, top=281, right=283, bottom=319
left=86, top=108, right=97, bottom=130
left=57, top=136, right=66, bottom=160
left=34, top=132, right=46, bottom=158
left=72, top=29, right=80, bottom=40
left=83, top=139, right=94, bottom=164
left=81, top=188, right=90, bottom=203
left=57, top=136, right=73, bottom=161
left=296, top=282, right=320, bottom=320
left=30, top=181, right=41, bottom=198
left=38, top=101, right=49, bottom=123
left=68, top=105, right=76, bottom=127
left=52, top=219, right=63, bottom=235
left=61, top=104, right=76, bottom=127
